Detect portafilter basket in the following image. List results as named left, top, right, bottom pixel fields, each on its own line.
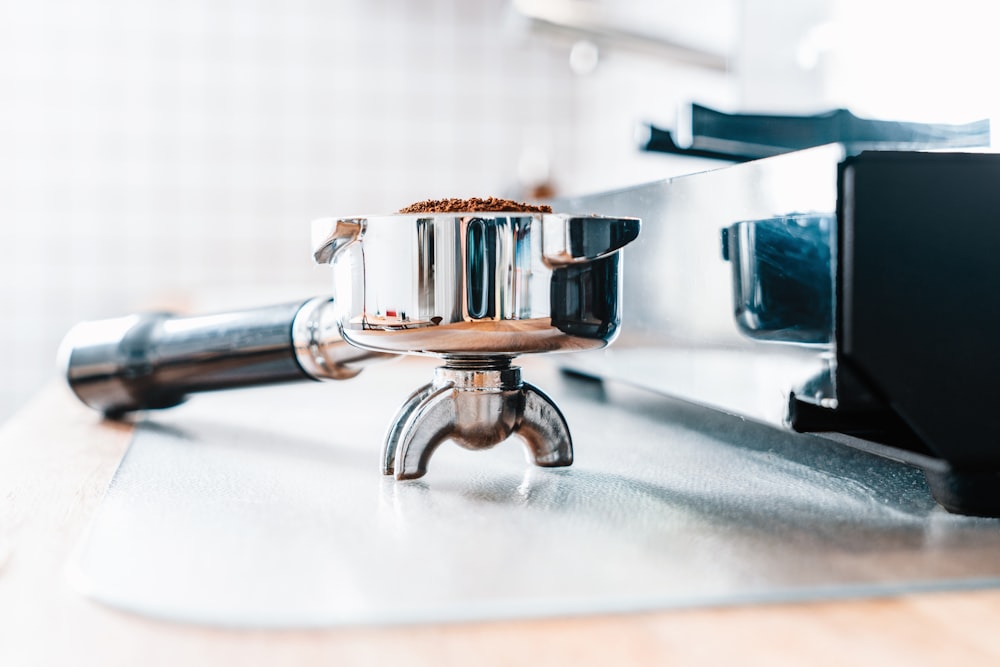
left=61, top=212, right=640, bottom=479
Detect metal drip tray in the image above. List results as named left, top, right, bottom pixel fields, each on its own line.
left=70, top=358, right=1000, bottom=628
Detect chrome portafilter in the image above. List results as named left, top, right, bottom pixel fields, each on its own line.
left=60, top=211, right=640, bottom=480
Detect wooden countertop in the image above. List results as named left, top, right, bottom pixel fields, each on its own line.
left=3, top=383, right=1000, bottom=666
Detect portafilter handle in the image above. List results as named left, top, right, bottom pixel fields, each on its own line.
left=59, top=297, right=395, bottom=416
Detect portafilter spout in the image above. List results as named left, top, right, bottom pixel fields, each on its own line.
left=383, top=357, right=573, bottom=480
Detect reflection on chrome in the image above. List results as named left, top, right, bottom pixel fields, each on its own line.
left=312, top=213, right=640, bottom=357
left=722, top=213, right=835, bottom=345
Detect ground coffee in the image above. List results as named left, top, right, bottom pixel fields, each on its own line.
left=399, top=197, right=552, bottom=214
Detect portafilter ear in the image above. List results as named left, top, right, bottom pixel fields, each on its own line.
left=312, top=218, right=366, bottom=264
left=540, top=215, right=641, bottom=267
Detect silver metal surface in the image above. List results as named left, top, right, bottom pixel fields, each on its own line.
left=61, top=302, right=312, bottom=414
left=383, top=362, right=572, bottom=480
left=312, top=213, right=640, bottom=356
left=59, top=314, right=155, bottom=414
left=290, top=296, right=396, bottom=381
left=60, top=299, right=392, bottom=415
left=69, top=358, right=1000, bottom=628
left=555, top=144, right=845, bottom=425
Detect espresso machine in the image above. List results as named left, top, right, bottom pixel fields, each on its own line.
left=556, top=144, right=1000, bottom=517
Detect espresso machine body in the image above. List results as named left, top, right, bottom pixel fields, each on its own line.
left=557, top=145, right=1000, bottom=516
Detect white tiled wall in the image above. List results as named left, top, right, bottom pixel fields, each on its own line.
left=0, top=0, right=735, bottom=421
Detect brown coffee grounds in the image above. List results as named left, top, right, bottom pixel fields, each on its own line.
left=398, top=197, right=552, bottom=214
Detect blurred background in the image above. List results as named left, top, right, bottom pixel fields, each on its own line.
left=0, top=0, right=995, bottom=421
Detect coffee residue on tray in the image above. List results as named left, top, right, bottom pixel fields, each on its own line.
left=398, top=197, right=552, bottom=214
